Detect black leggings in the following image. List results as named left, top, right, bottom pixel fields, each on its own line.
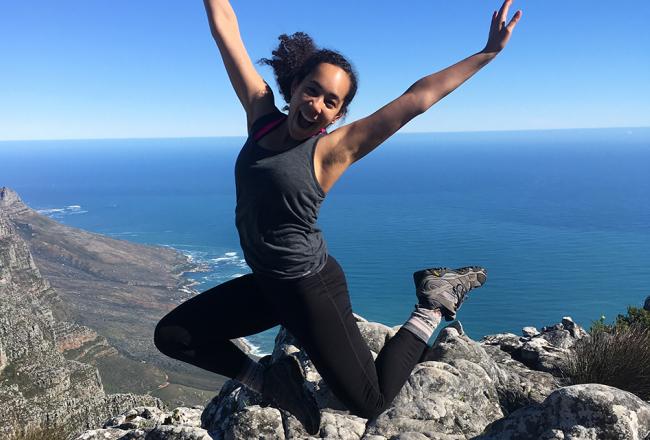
left=154, top=254, right=426, bottom=419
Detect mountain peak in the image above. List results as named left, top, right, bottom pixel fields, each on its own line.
left=1, top=187, right=22, bottom=206
left=0, top=187, right=30, bottom=216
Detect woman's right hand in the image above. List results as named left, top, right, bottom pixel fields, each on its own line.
left=482, top=0, right=522, bottom=55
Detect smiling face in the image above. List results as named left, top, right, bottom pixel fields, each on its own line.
left=288, top=62, right=352, bottom=140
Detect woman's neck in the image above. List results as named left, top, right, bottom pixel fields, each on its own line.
left=277, top=121, right=311, bottom=148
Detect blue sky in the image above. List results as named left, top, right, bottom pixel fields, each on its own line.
left=1, top=0, right=649, bottom=141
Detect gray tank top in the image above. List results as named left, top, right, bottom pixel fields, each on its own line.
left=234, top=110, right=328, bottom=279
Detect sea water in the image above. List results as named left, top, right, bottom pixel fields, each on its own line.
left=2, top=127, right=649, bottom=355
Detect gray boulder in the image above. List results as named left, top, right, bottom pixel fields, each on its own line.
left=522, top=326, right=540, bottom=338
left=200, top=378, right=274, bottom=438
left=424, top=325, right=560, bottom=415
left=220, top=406, right=285, bottom=440
left=480, top=316, right=588, bottom=376
left=475, top=384, right=650, bottom=440
left=77, top=425, right=212, bottom=440
left=480, top=332, right=523, bottom=354
left=364, top=359, right=502, bottom=439
left=74, top=406, right=211, bottom=440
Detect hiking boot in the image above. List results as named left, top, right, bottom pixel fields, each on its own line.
left=262, top=355, right=321, bottom=435
left=413, top=266, right=487, bottom=321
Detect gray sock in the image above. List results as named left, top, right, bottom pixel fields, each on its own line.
left=235, top=356, right=265, bottom=394
left=402, top=304, right=442, bottom=344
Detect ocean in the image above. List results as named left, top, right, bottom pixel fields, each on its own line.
left=2, top=127, right=649, bottom=355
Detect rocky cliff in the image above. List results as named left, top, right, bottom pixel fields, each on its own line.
left=74, top=314, right=650, bottom=439
left=0, top=187, right=231, bottom=407
left=0, top=203, right=161, bottom=439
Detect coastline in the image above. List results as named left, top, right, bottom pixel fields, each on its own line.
left=172, top=251, right=209, bottom=297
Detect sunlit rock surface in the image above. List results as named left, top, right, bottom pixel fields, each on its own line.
left=77, top=314, right=650, bottom=439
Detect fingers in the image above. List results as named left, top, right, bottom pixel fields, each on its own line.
left=497, top=0, right=511, bottom=28
left=506, top=10, right=522, bottom=33
left=490, top=10, right=498, bottom=34
left=497, top=0, right=522, bottom=34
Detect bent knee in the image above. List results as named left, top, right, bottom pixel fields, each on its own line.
left=153, top=319, right=189, bottom=358
left=153, top=320, right=170, bottom=355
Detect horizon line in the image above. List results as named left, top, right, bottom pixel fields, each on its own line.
left=1, top=125, right=648, bottom=143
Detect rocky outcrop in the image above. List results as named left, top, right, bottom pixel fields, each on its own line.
left=475, top=384, right=650, bottom=440
left=0, top=187, right=230, bottom=406
left=75, top=406, right=212, bottom=440
left=0, top=207, right=162, bottom=439
left=479, top=316, right=588, bottom=376
left=76, top=310, right=650, bottom=440
left=0, top=187, right=197, bottom=359
left=53, top=321, right=118, bottom=361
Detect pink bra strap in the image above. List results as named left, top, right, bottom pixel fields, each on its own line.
left=253, top=115, right=287, bottom=142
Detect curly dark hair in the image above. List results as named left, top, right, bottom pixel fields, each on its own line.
left=257, top=32, right=358, bottom=121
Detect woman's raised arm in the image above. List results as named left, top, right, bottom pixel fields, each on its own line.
left=202, top=0, right=275, bottom=125
left=325, top=0, right=522, bottom=165
left=410, top=0, right=522, bottom=112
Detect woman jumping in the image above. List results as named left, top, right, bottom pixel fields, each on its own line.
left=155, top=0, right=521, bottom=434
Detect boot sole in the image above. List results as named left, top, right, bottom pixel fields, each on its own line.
left=413, top=266, right=487, bottom=321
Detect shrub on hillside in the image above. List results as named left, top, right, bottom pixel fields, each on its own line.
left=564, top=324, right=650, bottom=401
left=614, top=306, right=650, bottom=330
left=589, top=306, right=650, bottom=335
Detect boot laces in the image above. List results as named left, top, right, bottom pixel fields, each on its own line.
left=452, top=283, right=470, bottom=307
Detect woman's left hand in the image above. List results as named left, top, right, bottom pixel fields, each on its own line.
left=482, top=0, right=522, bottom=55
